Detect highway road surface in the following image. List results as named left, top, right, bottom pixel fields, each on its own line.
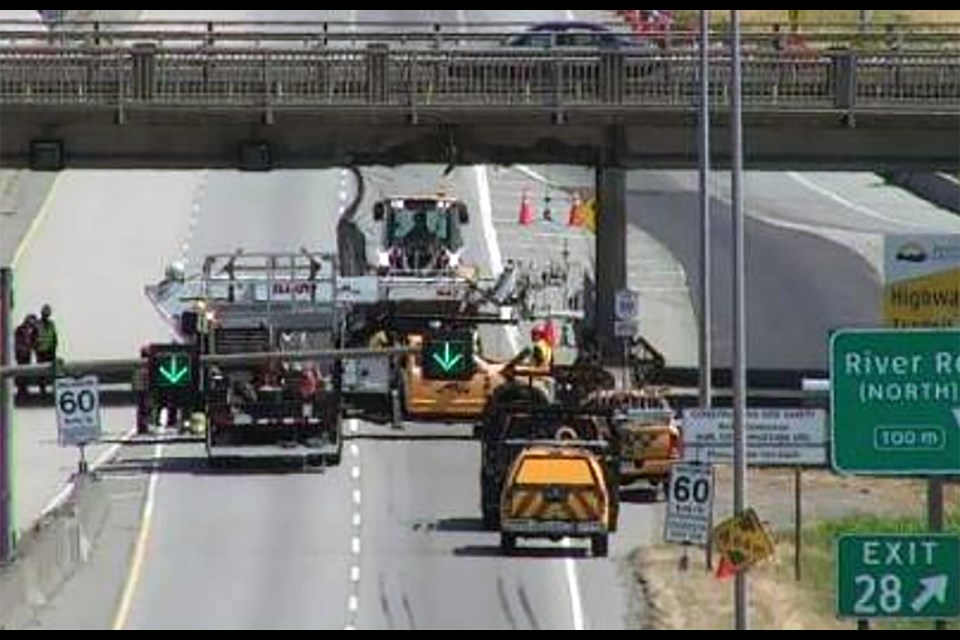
left=7, top=8, right=957, bottom=631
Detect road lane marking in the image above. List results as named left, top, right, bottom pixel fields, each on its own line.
left=349, top=595, right=359, bottom=612
left=352, top=489, right=362, bottom=505
left=787, top=172, right=933, bottom=230
left=351, top=566, right=361, bottom=582
left=562, top=540, right=586, bottom=631
left=41, top=428, right=136, bottom=518
left=352, top=465, right=361, bottom=480
left=350, top=443, right=360, bottom=458
left=352, top=536, right=361, bottom=555
left=112, top=442, right=164, bottom=631
left=10, top=173, right=62, bottom=269
left=352, top=512, right=362, bottom=528
left=475, top=165, right=504, bottom=275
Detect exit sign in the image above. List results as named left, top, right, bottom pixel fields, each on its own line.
left=422, top=333, right=475, bottom=381
left=838, top=534, right=960, bottom=620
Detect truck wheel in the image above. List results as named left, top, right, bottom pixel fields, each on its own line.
left=592, top=535, right=609, bottom=558
left=500, top=533, right=516, bottom=556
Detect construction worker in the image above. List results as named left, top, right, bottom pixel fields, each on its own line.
left=35, top=304, right=58, bottom=397
left=14, top=314, right=39, bottom=399
left=530, top=326, right=554, bottom=371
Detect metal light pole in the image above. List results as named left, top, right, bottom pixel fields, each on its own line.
left=729, top=9, right=749, bottom=631
left=1, top=267, right=14, bottom=564
left=699, top=10, right=713, bottom=412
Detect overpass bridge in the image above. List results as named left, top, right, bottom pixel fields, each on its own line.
left=0, top=22, right=958, bottom=171
left=1, top=21, right=958, bottom=353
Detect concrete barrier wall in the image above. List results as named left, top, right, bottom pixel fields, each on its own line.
left=883, top=172, right=960, bottom=214
left=0, top=476, right=110, bottom=630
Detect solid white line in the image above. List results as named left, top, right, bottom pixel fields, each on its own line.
left=112, top=442, right=164, bottom=631
left=351, top=536, right=362, bottom=555
left=11, top=173, right=62, bottom=269
left=40, top=428, right=136, bottom=518
left=787, top=172, right=931, bottom=230
left=474, top=166, right=504, bottom=275
left=562, top=540, right=586, bottom=631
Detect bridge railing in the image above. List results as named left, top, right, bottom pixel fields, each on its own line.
left=1, top=45, right=957, bottom=112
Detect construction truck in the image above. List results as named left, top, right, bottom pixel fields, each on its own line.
left=478, top=402, right=621, bottom=535
left=147, top=251, right=345, bottom=466
left=371, top=195, right=470, bottom=276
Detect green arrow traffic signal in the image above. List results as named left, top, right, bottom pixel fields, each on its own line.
left=431, top=342, right=465, bottom=374
left=159, top=355, right=190, bottom=385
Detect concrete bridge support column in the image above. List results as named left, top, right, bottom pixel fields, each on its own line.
left=594, top=158, right=628, bottom=362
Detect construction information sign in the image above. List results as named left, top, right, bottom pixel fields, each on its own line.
left=682, top=409, right=827, bottom=467
left=884, top=234, right=960, bottom=328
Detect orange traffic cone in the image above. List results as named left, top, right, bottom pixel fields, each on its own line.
left=715, top=555, right=739, bottom=581
left=518, top=190, right=534, bottom=226
left=567, top=192, right=584, bottom=228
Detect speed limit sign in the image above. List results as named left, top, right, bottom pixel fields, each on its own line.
left=664, top=464, right=714, bottom=547
left=55, top=376, right=102, bottom=447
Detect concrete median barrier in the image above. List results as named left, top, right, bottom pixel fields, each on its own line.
left=0, top=475, right=111, bottom=630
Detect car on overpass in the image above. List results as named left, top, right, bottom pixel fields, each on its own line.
left=504, top=20, right=655, bottom=50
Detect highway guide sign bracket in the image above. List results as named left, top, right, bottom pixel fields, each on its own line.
left=664, top=464, right=714, bottom=547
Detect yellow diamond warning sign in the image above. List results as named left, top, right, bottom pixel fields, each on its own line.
left=884, top=235, right=960, bottom=328
left=713, top=509, right=776, bottom=573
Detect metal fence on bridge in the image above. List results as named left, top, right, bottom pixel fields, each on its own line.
left=1, top=45, right=958, bottom=112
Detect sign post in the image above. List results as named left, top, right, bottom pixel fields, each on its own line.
left=830, top=329, right=960, bottom=476
left=615, top=289, right=639, bottom=389
left=421, top=332, right=475, bottom=381
left=838, top=535, right=960, bottom=621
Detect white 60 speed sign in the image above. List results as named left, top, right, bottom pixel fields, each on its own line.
left=664, top=464, right=715, bottom=547
left=55, top=376, right=102, bottom=447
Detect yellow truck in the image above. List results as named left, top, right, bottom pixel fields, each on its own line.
left=500, top=445, right=614, bottom=557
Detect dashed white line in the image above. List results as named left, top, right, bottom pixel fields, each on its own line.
left=348, top=595, right=359, bottom=612
left=351, top=536, right=362, bottom=555
left=352, top=512, right=362, bottom=528
left=351, top=566, right=361, bottom=583
left=350, top=443, right=360, bottom=458
left=349, top=420, right=360, bottom=435
left=353, top=489, right=362, bottom=506
left=351, top=466, right=361, bottom=480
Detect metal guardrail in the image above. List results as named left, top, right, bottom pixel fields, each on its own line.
left=2, top=20, right=959, bottom=51
left=0, top=45, right=957, bottom=112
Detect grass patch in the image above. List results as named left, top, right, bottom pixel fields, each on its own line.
left=781, top=504, right=960, bottom=630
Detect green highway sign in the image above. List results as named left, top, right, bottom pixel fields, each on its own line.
left=422, top=333, right=475, bottom=381
left=838, top=535, right=960, bottom=620
left=830, top=330, right=960, bottom=475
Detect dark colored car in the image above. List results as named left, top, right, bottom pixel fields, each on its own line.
left=504, top=21, right=648, bottom=49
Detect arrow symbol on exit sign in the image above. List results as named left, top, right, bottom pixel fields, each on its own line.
left=911, top=575, right=949, bottom=613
